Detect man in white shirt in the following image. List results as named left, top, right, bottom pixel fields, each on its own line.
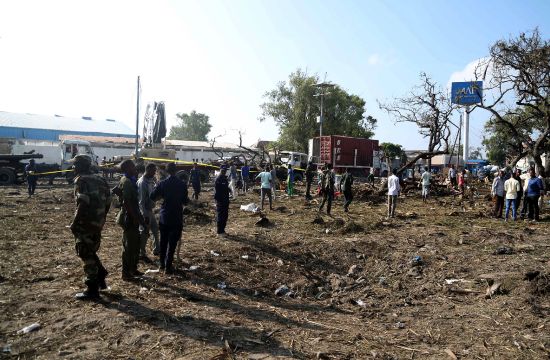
left=504, top=173, right=520, bottom=221
left=420, top=167, right=431, bottom=203
left=387, top=168, right=401, bottom=218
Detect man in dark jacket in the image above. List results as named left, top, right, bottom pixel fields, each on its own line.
left=214, top=165, right=231, bottom=237
left=318, top=163, right=335, bottom=215
left=305, top=161, right=315, bottom=200
left=189, top=163, right=202, bottom=200
left=116, top=159, right=146, bottom=280
left=340, top=168, right=354, bottom=212
left=150, top=162, right=188, bottom=274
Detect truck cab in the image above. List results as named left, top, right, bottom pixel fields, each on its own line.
left=279, top=151, right=308, bottom=169
left=60, top=140, right=96, bottom=171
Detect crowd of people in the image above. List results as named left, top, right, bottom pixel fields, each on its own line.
left=64, top=155, right=546, bottom=300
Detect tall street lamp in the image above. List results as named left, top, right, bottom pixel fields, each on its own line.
left=313, top=81, right=335, bottom=163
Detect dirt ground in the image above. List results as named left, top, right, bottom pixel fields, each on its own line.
left=1, top=177, right=549, bottom=359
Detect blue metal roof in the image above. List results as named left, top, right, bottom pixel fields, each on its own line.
left=0, top=111, right=135, bottom=141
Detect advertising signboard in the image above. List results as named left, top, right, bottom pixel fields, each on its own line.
left=451, top=81, right=483, bottom=105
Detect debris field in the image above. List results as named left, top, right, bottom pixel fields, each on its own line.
left=0, top=179, right=549, bottom=359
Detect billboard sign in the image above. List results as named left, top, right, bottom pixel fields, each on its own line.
left=451, top=81, right=483, bottom=105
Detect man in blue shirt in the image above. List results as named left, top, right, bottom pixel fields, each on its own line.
left=189, top=163, right=202, bottom=200
left=214, top=165, right=231, bottom=237
left=150, top=162, right=188, bottom=274
left=524, top=168, right=544, bottom=221
left=255, top=166, right=273, bottom=210
left=241, top=162, right=250, bottom=193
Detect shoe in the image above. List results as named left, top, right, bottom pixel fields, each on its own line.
left=75, top=289, right=100, bottom=300
left=133, top=270, right=144, bottom=276
left=164, top=267, right=174, bottom=275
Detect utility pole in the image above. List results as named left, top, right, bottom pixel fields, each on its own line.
left=313, top=80, right=335, bottom=163
left=462, top=106, right=470, bottom=168
left=135, top=76, right=140, bottom=156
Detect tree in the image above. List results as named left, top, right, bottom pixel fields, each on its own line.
left=474, top=28, right=550, bottom=176
left=379, top=142, right=405, bottom=172
left=259, top=69, right=377, bottom=153
left=469, top=146, right=483, bottom=160
left=378, top=72, right=455, bottom=172
left=168, top=110, right=212, bottom=141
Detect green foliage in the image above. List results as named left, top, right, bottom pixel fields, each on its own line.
left=259, top=69, right=376, bottom=152
left=380, top=142, right=404, bottom=160
left=482, top=105, right=549, bottom=166
left=168, top=111, right=212, bottom=141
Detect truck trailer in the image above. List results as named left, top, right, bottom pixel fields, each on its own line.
left=308, top=135, right=379, bottom=176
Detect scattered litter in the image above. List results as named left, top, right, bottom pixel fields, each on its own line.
left=276, top=259, right=284, bottom=266
left=240, top=203, right=259, bottom=213
left=353, top=299, right=366, bottom=307
left=187, top=265, right=200, bottom=271
left=312, top=216, right=325, bottom=225
left=411, top=256, right=424, bottom=266
left=17, top=323, right=40, bottom=334
left=396, top=321, right=406, bottom=329
left=378, top=277, right=387, bottom=286
left=445, top=279, right=463, bottom=285
left=485, top=282, right=502, bottom=299
left=274, top=285, right=290, bottom=296
left=139, top=287, right=149, bottom=294
left=347, top=264, right=361, bottom=277
left=255, top=217, right=271, bottom=227
left=217, top=282, right=227, bottom=290
left=210, top=250, right=220, bottom=257
left=325, top=228, right=331, bottom=234
left=2, top=345, right=11, bottom=354
left=144, top=269, right=159, bottom=274
left=494, top=246, right=514, bottom=255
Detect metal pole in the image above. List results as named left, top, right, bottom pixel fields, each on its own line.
left=135, top=76, right=140, bottom=156
left=319, top=94, right=324, bottom=164
left=463, top=106, right=469, bottom=168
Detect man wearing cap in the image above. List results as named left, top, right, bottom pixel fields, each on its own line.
left=70, top=155, right=111, bottom=299
left=116, top=159, right=146, bottom=280
left=214, top=165, right=231, bottom=237
left=150, top=162, right=188, bottom=274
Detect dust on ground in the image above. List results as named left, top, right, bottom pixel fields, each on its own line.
left=0, top=179, right=549, bottom=359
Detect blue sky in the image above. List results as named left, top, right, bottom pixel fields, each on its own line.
left=0, top=0, right=548, bottom=150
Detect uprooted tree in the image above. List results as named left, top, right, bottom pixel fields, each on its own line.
left=378, top=72, right=454, bottom=173
left=474, top=28, right=549, bottom=176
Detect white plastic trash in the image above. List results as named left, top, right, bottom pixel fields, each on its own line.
left=17, top=323, right=40, bottom=334
left=240, top=203, right=259, bottom=213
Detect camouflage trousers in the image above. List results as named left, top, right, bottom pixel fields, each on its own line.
left=74, top=231, right=106, bottom=287
left=122, top=225, right=140, bottom=276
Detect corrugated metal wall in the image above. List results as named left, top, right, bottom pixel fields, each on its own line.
left=0, top=126, right=135, bottom=141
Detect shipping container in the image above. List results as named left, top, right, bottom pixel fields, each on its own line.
left=308, top=136, right=379, bottom=175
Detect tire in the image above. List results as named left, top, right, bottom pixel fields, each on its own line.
left=0, top=167, right=16, bottom=185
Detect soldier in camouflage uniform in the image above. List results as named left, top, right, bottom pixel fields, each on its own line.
left=115, top=159, right=146, bottom=280
left=70, top=155, right=111, bottom=300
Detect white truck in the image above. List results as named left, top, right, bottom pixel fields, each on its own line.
left=0, top=138, right=97, bottom=184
